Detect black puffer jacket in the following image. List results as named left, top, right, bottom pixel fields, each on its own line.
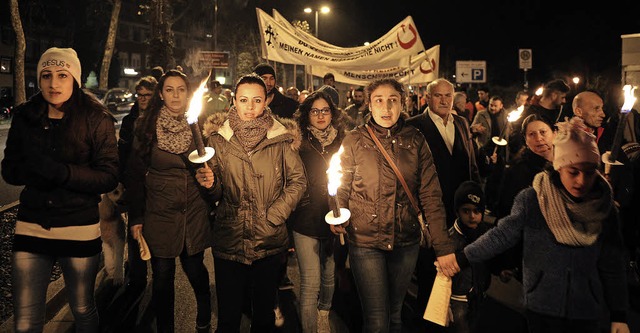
left=2, top=99, right=119, bottom=229
left=337, top=118, right=452, bottom=254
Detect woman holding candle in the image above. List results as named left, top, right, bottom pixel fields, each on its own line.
left=329, top=78, right=450, bottom=332
left=125, top=69, right=213, bottom=333
left=1, top=47, right=118, bottom=332
left=196, top=73, right=306, bottom=332
left=289, top=90, right=347, bottom=333
left=455, top=116, right=630, bottom=333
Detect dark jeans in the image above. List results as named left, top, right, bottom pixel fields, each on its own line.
left=214, top=253, right=284, bottom=333
left=150, top=250, right=211, bottom=333
left=349, top=244, right=419, bottom=333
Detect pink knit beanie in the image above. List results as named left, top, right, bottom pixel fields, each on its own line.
left=553, top=117, right=600, bottom=170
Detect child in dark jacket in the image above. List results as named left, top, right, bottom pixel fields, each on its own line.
left=449, top=181, right=492, bottom=333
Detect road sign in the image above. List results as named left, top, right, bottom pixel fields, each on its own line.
left=519, top=49, right=532, bottom=70
left=199, top=51, right=230, bottom=69
left=456, top=61, right=486, bottom=83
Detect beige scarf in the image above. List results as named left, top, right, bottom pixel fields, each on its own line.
left=532, top=171, right=611, bottom=246
left=156, top=106, right=191, bottom=154
left=307, top=124, right=338, bottom=148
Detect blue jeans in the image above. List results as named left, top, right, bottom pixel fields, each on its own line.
left=349, top=244, right=419, bottom=333
left=12, top=251, right=100, bottom=333
left=150, top=250, right=211, bottom=333
left=293, top=231, right=335, bottom=333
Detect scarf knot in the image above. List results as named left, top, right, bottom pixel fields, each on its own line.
left=228, top=106, right=274, bottom=152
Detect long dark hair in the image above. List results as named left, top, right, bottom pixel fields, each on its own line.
left=294, top=90, right=346, bottom=136
left=134, top=69, right=191, bottom=162
left=22, top=82, right=109, bottom=160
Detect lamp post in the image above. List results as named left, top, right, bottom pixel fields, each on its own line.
left=303, top=6, right=330, bottom=90
left=304, top=6, right=330, bottom=38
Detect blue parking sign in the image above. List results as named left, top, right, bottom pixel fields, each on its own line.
left=472, top=69, right=484, bottom=81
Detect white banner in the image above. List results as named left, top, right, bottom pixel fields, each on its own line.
left=310, top=45, right=440, bottom=86
left=256, top=8, right=425, bottom=70
left=272, top=9, right=341, bottom=51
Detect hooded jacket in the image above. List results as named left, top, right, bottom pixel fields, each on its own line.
left=203, top=110, right=306, bottom=264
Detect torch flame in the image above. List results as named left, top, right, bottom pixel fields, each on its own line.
left=507, top=106, right=524, bottom=123
left=327, top=145, right=345, bottom=196
left=621, top=85, right=637, bottom=114
left=535, top=87, right=544, bottom=96
left=186, top=76, right=210, bottom=125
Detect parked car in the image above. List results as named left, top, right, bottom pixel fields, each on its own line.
left=101, top=88, right=135, bottom=114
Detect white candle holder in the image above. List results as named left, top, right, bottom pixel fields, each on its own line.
left=188, top=147, right=215, bottom=164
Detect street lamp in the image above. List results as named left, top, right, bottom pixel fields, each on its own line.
left=304, top=6, right=330, bottom=37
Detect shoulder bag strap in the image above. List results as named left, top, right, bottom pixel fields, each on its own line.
left=365, top=124, right=421, bottom=215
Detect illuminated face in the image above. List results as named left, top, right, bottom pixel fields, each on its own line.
left=259, top=74, right=276, bottom=94
left=369, top=84, right=402, bottom=128
left=524, top=120, right=555, bottom=161
left=477, top=90, right=489, bottom=102
left=160, top=76, right=188, bottom=114
left=234, top=83, right=266, bottom=121
left=40, top=68, right=74, bottom=108
left=558, top=162, right=599, bottom=198
left=457, top=203, right=483, bottom=229
left=488, top=99, right=503, bottom=114
left=308, top=98, right=332, bottom=131
left=136, top=86, right=153, bottom=111
left=352, top=90, right=365, bottom=106
left=575, top=95, right=605, bottom=128
left=516, top=93, right=529, bottom=107
left=427, top=82, right=454, bottom=119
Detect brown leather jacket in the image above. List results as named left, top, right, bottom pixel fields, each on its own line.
left=337, top=118, right=454, bottom=255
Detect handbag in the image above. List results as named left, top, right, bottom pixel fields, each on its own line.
left=365, top=124, right=432, bottom=248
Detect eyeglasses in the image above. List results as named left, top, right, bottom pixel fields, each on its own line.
left=136, top=93, right=153, bottom=99
left=310, top=107, right=331, bottom=116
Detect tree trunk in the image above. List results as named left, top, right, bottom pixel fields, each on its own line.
left=9, top=0, right=26, bottom=105
left=99, top=0, right=122, bottom=90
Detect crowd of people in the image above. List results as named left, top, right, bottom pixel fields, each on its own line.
left=2, top=47, right=639, bottom=333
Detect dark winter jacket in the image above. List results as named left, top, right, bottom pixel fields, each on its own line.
left=126, top=121, right=212, bottom=258
left=204, top=111, right=307, bottom=264
left=269, top=89, right=299, bottom=119
left=337, top=118, right=452, bottom=255
left=2, top=100, right=119, bottom=229
left=290, top=128, right=345, bottom=239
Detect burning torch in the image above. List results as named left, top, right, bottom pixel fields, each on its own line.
left=325, top=146, right=350, bottom=245
left=186, top=77, right=216, bottom=165
left=490, top=106, right=525, bottom=159
left=602, top=85, right=637, bottom=172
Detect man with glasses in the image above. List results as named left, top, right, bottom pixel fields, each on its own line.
left=118, top=75, right=157, bottom=300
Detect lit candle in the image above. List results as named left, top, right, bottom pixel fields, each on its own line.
left=325, top=146, right=350, bottom=245
left=186, top=77, right=215, bottom=164
left=604, top=85, right=637, bottom=166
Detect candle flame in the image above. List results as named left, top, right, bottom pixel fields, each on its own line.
left=507, top=106, right=524, bottom=122
left=622, top=85, right=637, bottom=114
left=327, top=145, right=345, bottom=196
left=186, top=76, right=210, bottom=125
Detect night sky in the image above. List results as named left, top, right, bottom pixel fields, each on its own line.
left=261, top=0, right=640, bottom=91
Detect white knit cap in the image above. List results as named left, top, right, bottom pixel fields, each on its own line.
left=37, top=47, right=82, bottom=89
left=553, top=117, right=600, bottom=170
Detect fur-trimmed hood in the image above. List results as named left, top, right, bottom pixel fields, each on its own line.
left=202, top=106, right=302, bottom=151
